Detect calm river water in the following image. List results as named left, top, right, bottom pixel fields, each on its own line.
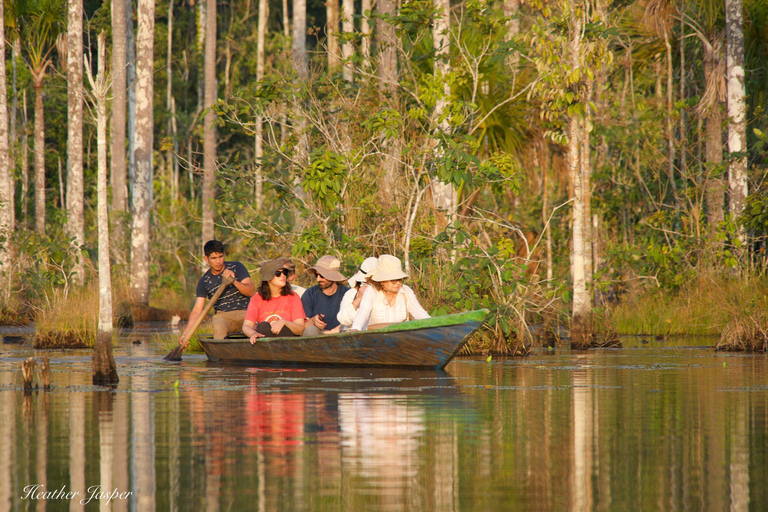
left=0, top=325, right=766, bottom=511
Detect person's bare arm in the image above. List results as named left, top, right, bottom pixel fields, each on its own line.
left=179, top=297, right=207, bottom=347
left=221, top=269, right=256, bottom=297
left=243, top=319, right=265, bottom=345
left=271, top=318, right=305, bottom=336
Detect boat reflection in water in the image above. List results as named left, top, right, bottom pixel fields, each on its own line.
left=0, top=343, right=767, bottom=511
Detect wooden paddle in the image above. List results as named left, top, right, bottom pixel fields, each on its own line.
left=164, top=274, right=235, bottom=361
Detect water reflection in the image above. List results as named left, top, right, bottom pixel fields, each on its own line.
left=0, top=344, right=765, bottom=511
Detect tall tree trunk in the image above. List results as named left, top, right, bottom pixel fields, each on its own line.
left=167, top=0, right=176, bottom=204
left=21, top=91, right=28, bottom=227
left=126, top=0, right=137, bottom=199
left=581, top=80, right=594, bottom=309
left=342, top=0, right=354, bottom=81
left=377, top=0, right=397, bottom=95
left=283, top=0, right=290, bottom=36
left=431, top=0, right=456, bottom=233
left=726, top=0, right=747, bottom=241
left=111, top=0, right=128, bottom=241
left=679, top=5, right=687, bottom=182
left=91, top=33, right=118, bottom=385
left=255, top=0, right=268, bottom=210
left=0, top=0, right=10, bottom=299
left=326, top=0, right=340, bottom=71
left=293, top=0, right=309, bottom=171
left=664, top=30, right=679, bottom=204
left=361, top=0, right=371, bottom=69
left=503, top=0, right=521, bottom=67
left=703, top=40, right=725, bottom=241
left=202, top=0, right=217, bottom=246
left=197, top=0, right=206, bottom=115
left=32, top=74, right=45, bottom=234
left=569, top=11, right=589, bottom=345
left=377, top=0, right=398, bottom=200
left=131, top=0, right=155, bottom=305
left=67, top=0, right=85, bottom=285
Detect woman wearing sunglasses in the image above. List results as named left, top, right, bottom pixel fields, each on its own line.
left=243, top=259, right=306, bottom=343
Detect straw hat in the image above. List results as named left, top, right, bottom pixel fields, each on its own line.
left=307, top=255, right=347, bottom=282
left=260, top=259, right=287, bottom=282
left=348, top=257, right=379, bottom=288
left=371, top=254, right=408, bottom=282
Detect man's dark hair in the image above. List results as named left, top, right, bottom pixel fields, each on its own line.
left=204, top=240, right=226, bottom=257
left=258, top=280, right=293, bottom=299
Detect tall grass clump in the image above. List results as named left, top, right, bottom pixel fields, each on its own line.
left=716, top=280, right=768, bottom=352
left=33, top=286, right=98, bottom=348
left=609, top=275, right=768, bottom=338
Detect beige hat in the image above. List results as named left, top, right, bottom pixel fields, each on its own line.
left=371, top=254, right=408, bottom=282
left=348, top=257, right=379, bottom=288
left=307, top=255, right=347, bottom=282
left=260, top=259, right=287, bottom=282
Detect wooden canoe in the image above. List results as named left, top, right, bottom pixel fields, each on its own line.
left=197, top=309, right=488, bottom=370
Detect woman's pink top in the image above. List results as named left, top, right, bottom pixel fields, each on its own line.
left=245, top=292, right=305, bottom=324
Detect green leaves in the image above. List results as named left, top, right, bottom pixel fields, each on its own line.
left=301, top=149, right=348, bottom=211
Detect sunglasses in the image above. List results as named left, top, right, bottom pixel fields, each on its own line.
left=274, top=269, right=290, bottom=277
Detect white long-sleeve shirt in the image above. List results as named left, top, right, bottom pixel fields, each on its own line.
left=336, top=287, right=358, bottom=327
left=350, top=284, right=430, bottom=331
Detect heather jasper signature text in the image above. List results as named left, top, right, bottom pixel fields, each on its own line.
left=21, top=485, right=133, bottom=505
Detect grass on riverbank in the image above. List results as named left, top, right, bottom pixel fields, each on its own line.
left=608, top=275, right=768, bottom=338
left=34, top=287, right=98, bottom=348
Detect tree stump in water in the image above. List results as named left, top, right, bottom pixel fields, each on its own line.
left=92, top=331, right=119, bottom=386
left=40, top=355, right=51, bottom=390
left=21, top=358, right=37, bottom=392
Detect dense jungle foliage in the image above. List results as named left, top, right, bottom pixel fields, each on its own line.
left=2, top=0, right=767, bottom=352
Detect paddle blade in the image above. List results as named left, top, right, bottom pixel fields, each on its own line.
left=164, top=345, right=184, bottom=361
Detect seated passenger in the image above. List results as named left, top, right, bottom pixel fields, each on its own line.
left=350, top=255, right=430, bottom=331
left=279, top=257, right=306, bottom=297
left=301, top=255, right=350, bottom=336
left=334, top=257, right=379, bottom=331
left=243, top=259, right=305, bottom=344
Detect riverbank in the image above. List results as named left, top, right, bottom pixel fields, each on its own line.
left=607, top=275, right=768, bottom=351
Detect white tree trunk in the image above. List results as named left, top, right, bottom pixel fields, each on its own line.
left=569, top=13, right=589, bottom=340
left=726, top=0, right=747, bottom=237
left=361, top=0, right=371, bottom=69
left=131, top=0, right=155, bottom=305
left=126, top=0, right=137, bottom=198
left=0, top=0, right=11, bottom=298
left=342, top=0, right=354, bottom=81
left=377, top=0, right=398, bottom=199
left=326, top=0, right=340, bottom=71
left=67, top=0, right=85, bottom=285
left=293, top=0, right=307, bottom=80
left=111, top=0, right=128, bottom=221
left=255, top=0, right=267, bottom=210
left=293, top=0, right=309, bottom=170
left=283, top=0, right=290, bottom=37
left=167, top=0, right=176, bottom=203
left=21, top=91, right=28, bottom=226
left=202, top=0, right=217, bottom=245
left=377, top=0, right=397, bottom=94
left=430, top=0, right=456, bottom=232
left=90, top=33, right=118, bottom=384
left=33, top=77, right=45, bottom=234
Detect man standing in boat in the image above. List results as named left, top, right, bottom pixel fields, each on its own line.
left=178, top=240, right=256, bottom=345
left=301, top=255, right=349, bottom=336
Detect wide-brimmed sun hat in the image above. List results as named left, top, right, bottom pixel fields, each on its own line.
left=371, top=254, right=409, bottom=282
left=307, top=255, right=347, bottom=282
left=348, top=257, right=379, bottom=288
left=261, top=259, right=287, bottom=282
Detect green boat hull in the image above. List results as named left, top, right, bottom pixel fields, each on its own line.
left=197, top=309, right=488, bottom=370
